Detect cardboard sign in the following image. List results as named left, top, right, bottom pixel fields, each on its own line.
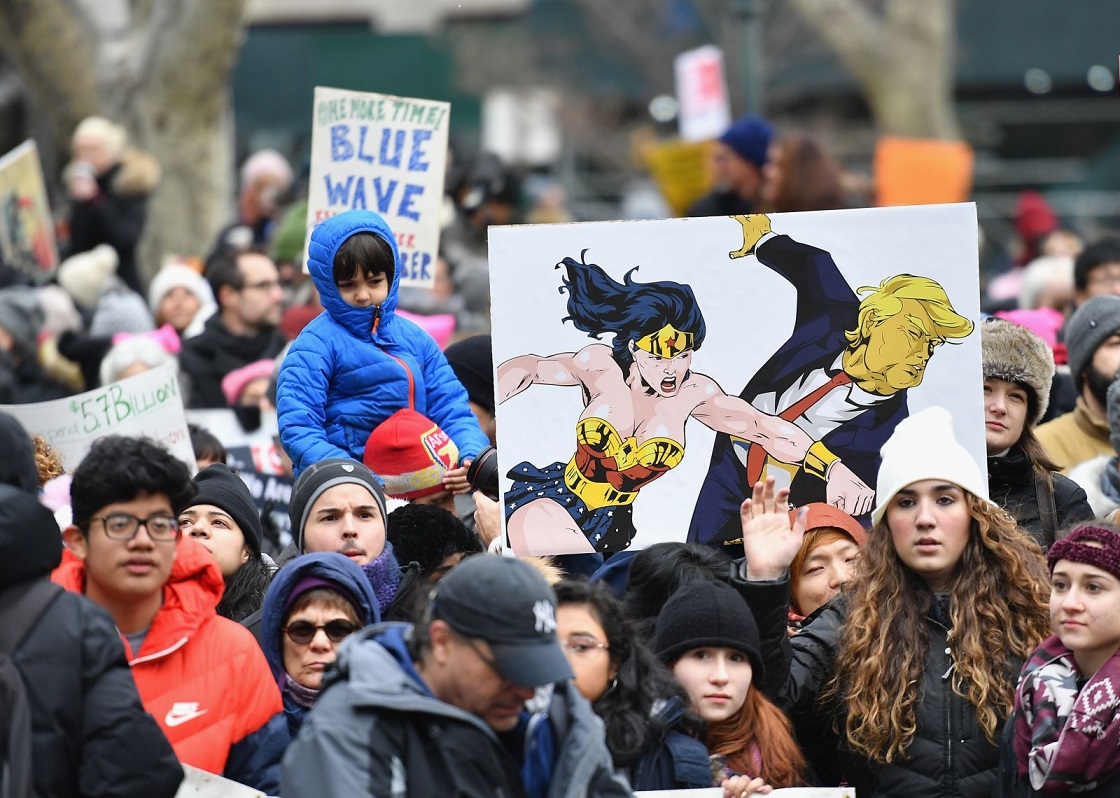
left=874, top=136, right=974, bottom=207
left=643, top=139, right=713, bottom=217
left=490, top=206, right=984, bottom=556
left=0, top=140, right=59, bottom=281
left=4, top=361, right=195, bottom=471
left=675, top=45, right=732, bottom=142
left=307, top=87, right=450, bottom=288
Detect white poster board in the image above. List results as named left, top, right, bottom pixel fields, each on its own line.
left=489, top=205, right=984, bottom=556
left=5, top=361, right=195, bottom=471
left=307, top=86, right=450, bottom=288
left=674, top=45, right=732, bottom=142
left=176, top=765, right=265, bottom=797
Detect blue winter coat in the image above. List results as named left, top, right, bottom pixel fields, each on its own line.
left=260, top=552, right=380, bottom=736
left=277, top=210, right=489, bottom=476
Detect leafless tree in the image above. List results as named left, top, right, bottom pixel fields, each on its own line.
left=0, top=0, right=248, bottom=278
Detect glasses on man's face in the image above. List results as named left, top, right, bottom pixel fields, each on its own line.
left=93, top=513, right=181, bottom=541
left=282, top=620, right=360, bottom=645
left=240, top=280, right=282, bottom=293
left=559, top=634, right=608, bottom=658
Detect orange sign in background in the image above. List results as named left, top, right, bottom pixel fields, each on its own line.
left=874, top=136, right=974, bottom=207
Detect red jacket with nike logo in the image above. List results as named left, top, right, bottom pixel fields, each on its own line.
left=53, top=536, right=288, bottom=794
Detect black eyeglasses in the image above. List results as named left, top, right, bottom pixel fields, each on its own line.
left=92, top=513, right=181, bottom=541
left=282, top=620, right=360, bottom=645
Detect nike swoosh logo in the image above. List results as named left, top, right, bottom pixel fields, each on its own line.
left=165, top=708, right=208, bottom=727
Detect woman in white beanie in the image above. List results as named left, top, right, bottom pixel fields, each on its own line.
left=148, top=261, right=216, bottom=340
left=736, top=406, right=1051, bottom=798
left=982, top=318, right=1092, bottom=548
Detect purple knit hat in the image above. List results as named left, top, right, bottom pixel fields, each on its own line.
left=283, top=575, right=361, bottom=618
left=1048, top=525, right=1120, bottom=581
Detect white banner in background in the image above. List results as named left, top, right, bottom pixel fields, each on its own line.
left=4, top=361, right=195, bottom=471
left=674, top=45, right=731, bottom=142
left=307, top=86, right=450, bottom=288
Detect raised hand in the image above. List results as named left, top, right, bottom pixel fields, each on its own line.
left=739, top=476, right=807, bottom=581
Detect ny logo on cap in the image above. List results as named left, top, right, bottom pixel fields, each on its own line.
left=533, top=600, right=557, bottom=634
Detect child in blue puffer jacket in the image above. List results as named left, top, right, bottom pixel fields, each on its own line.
left=276, top=209, right=489, bottom=480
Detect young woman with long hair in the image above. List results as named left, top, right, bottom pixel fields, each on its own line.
left=739, top=406, right=1051, bottom=797
left=982, top=318, right=1092, bottom=547
left=554, top=580, right=711, bottom=791
left=652, top=579, right=805, bottom=794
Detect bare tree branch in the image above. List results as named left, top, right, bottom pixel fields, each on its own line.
left=787, top=0, right=886, bottom=88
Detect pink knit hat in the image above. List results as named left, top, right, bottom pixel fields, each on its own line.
left=221, top=359, right=275, bottom=407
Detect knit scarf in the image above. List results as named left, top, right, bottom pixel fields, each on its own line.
left=1012, top=634, right=1120, bottom=791
left=361, top=540, right=403, bottom=619
left=282, top=672, right=319, bottom=710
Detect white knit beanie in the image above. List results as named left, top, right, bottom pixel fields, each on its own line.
left=147, top=263, right=215, bottom=314
left=57, top=244, right=118, bottom=310
left=871, top=406, right=994, bottom=527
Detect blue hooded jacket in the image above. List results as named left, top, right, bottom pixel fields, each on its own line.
left=276, top=209, right=489, bottom=476
left=260, top=552, right=380, bottom=735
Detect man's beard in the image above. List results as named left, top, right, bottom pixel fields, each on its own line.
left=1085, top=363, right=1117, bottom=408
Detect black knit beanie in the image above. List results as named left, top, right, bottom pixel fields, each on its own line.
left=653, top=580, right=764, bottom=679
left=289, top=458, right=387, bottom=552
left=191, top=464, right=263, bottom=555
left=386, top=502, right=484, bottom=574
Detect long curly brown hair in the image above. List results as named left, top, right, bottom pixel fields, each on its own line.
left=826, top=494, right=1050, bottom=764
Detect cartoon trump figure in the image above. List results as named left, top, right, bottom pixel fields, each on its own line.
left=689, top=214, right=975, bottom=548
left=497, top=248, right=876, bottom=556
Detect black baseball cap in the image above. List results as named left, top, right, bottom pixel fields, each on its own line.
left=429, top=555, right=574, bottom=688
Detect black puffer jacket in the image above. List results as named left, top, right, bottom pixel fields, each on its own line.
left=987, top=445, right=1094, bottom=549
left=742, top=578, right=1018, bottom=798
left=0, top=484, right=182, bottom=798
left=179, top=314, right=286, bottom=408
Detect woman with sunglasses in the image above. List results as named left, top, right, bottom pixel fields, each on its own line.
left=261, top=551, right=379, bottom=735
left=554, top=580, right=712, bottom=791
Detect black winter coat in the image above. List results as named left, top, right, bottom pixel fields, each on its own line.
left=987, top=446, right=1094, bottom=549
left=0, top=484, right=182, bottom=798
left=742, top=578, right=1018, bottom=798
left=179, top=315, right=286, bottom=408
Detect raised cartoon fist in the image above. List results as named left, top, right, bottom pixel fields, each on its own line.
left=826, top=462, right=875, bottom=517
left=729, top=214, right=772, bottom=259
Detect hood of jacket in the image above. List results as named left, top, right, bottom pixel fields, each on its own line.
left=52, top=536, right=224, bottom=659
left=260, top=551, right=381, bottom=685
left=0, top=483, right=62, bottom=583
left=104, top=148, right=161, bottom=196
left=306, top=210, right=401, bottom=341
left=328, top=622, right=503, bottom=740
left=0, top=412, right=38, bottom=493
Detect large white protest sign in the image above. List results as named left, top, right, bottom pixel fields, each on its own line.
left=307, top=86, right=450, bottom=288
left=490, top=205, right=984, bottom=556
left=5, top=361, right=195, bottom=471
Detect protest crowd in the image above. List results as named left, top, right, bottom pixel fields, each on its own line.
left=6, top=95, right=1120, bottom=798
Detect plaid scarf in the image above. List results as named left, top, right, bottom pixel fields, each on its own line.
left=1012, top=634, right=1120, bottom=792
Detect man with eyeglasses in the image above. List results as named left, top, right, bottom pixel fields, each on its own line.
left=282, top=555, right=630, bottom=797
left=181, top=248, right=287, bottom=408
left=53, top=435, right=289, bottom=794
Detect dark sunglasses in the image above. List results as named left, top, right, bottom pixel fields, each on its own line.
left=282, top=619, right=360, bottom=645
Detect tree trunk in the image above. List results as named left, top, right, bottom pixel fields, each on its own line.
left=788, top=0, right=961, bottom=140
left=0, top=0, right=247, bottom=283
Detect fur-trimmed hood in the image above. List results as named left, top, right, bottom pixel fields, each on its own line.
left=981, top=317, right=1056, bottom=426
left=109, top=148, right=161, bottom=195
